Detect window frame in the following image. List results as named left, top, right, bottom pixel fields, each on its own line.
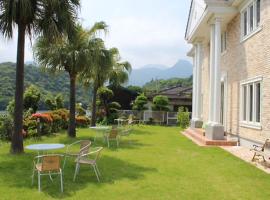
left=241, top=0, right=261, bottom=41
left=240, top=76, right=262, bottom=129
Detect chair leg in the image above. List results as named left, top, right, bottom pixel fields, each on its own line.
left=60, top=170, right=63, bottom=193
left=63, top=156, right=68, bottom=170
left=31, top=169, right=35, bottom=186
left=38, top=172, right=41, bottom=192
left=93, top=165, right=100, bottom=182
left=73, top=163, right=80, bottom=182
left=95, top=163, right=101, bottom=176
left=252, top=152, right=257, bottom=162
left=107, top=139, right=110, bottom=148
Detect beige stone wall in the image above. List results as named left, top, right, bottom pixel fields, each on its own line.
left=200, top=0, right=270, bottom=143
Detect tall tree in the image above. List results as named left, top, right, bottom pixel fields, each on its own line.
left=0, top=0, right=80, bottom=153
left=34, top=22, right=107, bottom=137
left=35, top=25, right=87, bottom=137
left=81, top=47, right=131, bottom=126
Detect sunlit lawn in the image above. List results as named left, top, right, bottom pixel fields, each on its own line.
left=0, top=125, right=270, bottom=200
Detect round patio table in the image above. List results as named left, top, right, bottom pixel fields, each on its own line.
left=90, top=126, right=111, bottom=142
left=26, top=144, right=65, bottom=156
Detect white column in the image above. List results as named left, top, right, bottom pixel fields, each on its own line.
left=195, top=43, right=202, bottom=120
left=213, top=18, right=222, bottom=124
left=208, top=24, right=215, bottom=123
left=192, top=56, right=197, bottom=119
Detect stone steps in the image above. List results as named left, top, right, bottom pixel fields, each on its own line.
left=182, top=128, right=237, bottom=147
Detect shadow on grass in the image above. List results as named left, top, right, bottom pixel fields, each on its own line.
left=0, top=153, right=156, bottom=199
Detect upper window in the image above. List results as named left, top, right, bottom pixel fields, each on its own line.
left=240, top=77, right=262, bottom=128
left=241, top=0, right=261, bottom=39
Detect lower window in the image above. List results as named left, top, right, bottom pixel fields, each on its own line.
left=241, top=77, right=262, bottom=128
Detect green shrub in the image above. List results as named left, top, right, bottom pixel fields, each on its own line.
left=0, top=115, right=13, bottom=140
left=152, top=95, right=169, bottom=111
left=177, top=107, right=190, bottom=129
left=76, top=116, right=91, bottom=127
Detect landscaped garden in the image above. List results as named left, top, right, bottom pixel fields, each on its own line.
left=0, top=125, right=269, bottom=200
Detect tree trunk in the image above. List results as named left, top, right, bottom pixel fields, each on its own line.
left=91, top=86, right=98, bottom=126
left=11, top=23, right=26, bottom=154
left=68, top=73, right=76, bottom=137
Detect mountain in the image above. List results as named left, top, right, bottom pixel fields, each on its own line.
left=129, top=59, right=192, bottom=86
left=0, top=62, right=91, bottom=110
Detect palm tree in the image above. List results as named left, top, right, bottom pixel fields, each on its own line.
left=81, top=47, right=131, bottom=126
left=34, top=22, right=108, bottom=137
left=0, top=0, right=80, bottom=153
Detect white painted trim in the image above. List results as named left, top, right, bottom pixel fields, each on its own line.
left=240, top=76, right=263, bottom=85
left=241, top=26, right=262, bottom=43
left=239, top=76, right=263, bottom=128
left=239, top=0, right=255, bottom=12
left=240, top=0, right=261, bottom=42
left=240, top=122, right=262, bottom=130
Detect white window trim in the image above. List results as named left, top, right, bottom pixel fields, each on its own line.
left=240, top=76, right=262, bottom=130
left=240, top=0, right=261, bottom=42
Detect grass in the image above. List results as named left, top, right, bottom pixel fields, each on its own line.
left=0, top=125, right=270, bottom=200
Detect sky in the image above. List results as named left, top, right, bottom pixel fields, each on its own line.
left=0, top=0, right=191, bottom=69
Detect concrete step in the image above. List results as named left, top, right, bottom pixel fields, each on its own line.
left=182, top=128, right=237, bottom=147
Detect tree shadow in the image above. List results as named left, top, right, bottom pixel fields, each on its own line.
left=0, top=153, right=156, bottom=199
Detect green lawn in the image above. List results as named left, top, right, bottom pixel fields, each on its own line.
left=0, top=125, right=270, bottom=200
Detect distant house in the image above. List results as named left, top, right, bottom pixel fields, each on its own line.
left=147, top=85, right=192, bottom=112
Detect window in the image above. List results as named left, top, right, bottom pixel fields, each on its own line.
left=241, top=77, right=262, bottom=128
left=221, top=32, right=227, bottom=53
left=241, top=0, right=261, bottom=39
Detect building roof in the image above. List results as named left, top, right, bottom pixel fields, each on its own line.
left=149, top=85, right=192, bottom=100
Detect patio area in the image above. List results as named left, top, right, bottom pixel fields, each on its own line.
left=0, top=125, right=270, bottom=199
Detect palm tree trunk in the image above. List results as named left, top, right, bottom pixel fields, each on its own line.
left=68, top=73, right=76, bottom=137
left=91, top=86, right=98, bottom=126
left=11, top=23, right=26, bottom=154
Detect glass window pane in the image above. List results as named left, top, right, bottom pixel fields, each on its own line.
left=244, top=11, right=248, bottom=36
left=256, top=83, right=261, bottom=122
left=243, top=86, right=247, bottom=121
left=249, top=84, right=253, bottom=121
left=257, top=0, right=261, bottom=25
left=250, top=5, right=254, bottom=31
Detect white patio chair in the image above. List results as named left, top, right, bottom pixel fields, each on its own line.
left=73, top=147, right=103, bottom=182
left=119, top=128, right=132, bottom=144
left=105, top=128, right=120, bottom=148
left=63, top=140, right=91, bottom=169
left=32, top=154, right=64, bottom=192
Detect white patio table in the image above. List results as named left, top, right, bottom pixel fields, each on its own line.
left=26, top=143, right=65, bottom=156
left=90, top=126, right=111, bottom=142
left=114, top=119, right=127, bottom=126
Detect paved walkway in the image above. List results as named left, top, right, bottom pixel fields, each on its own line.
left=222, top=146, right=270, bottom=174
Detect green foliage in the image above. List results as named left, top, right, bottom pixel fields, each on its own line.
left=6, top=99, right=15, bottom=116
left=132, top=93, right=148, bottom=111
left=23, top=85, right=41, bottom=113
left=0, top=115, right=13, bottom=140
left=98, top=87, right=114, bottom=102
left=177, top=107, right=190, bottom=128
left=75, top=116, right=91, bottom=128
left=0, top=63, right=91, bottom=110
left=45, top=93, right=65, bottom=111
left=152, top=95, right=169, bottom=111
left=143, top=76, right=192, bottom=95
left=127, top=85, right=143, bottom=94
left=76, top=103, right=86, bottom=116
